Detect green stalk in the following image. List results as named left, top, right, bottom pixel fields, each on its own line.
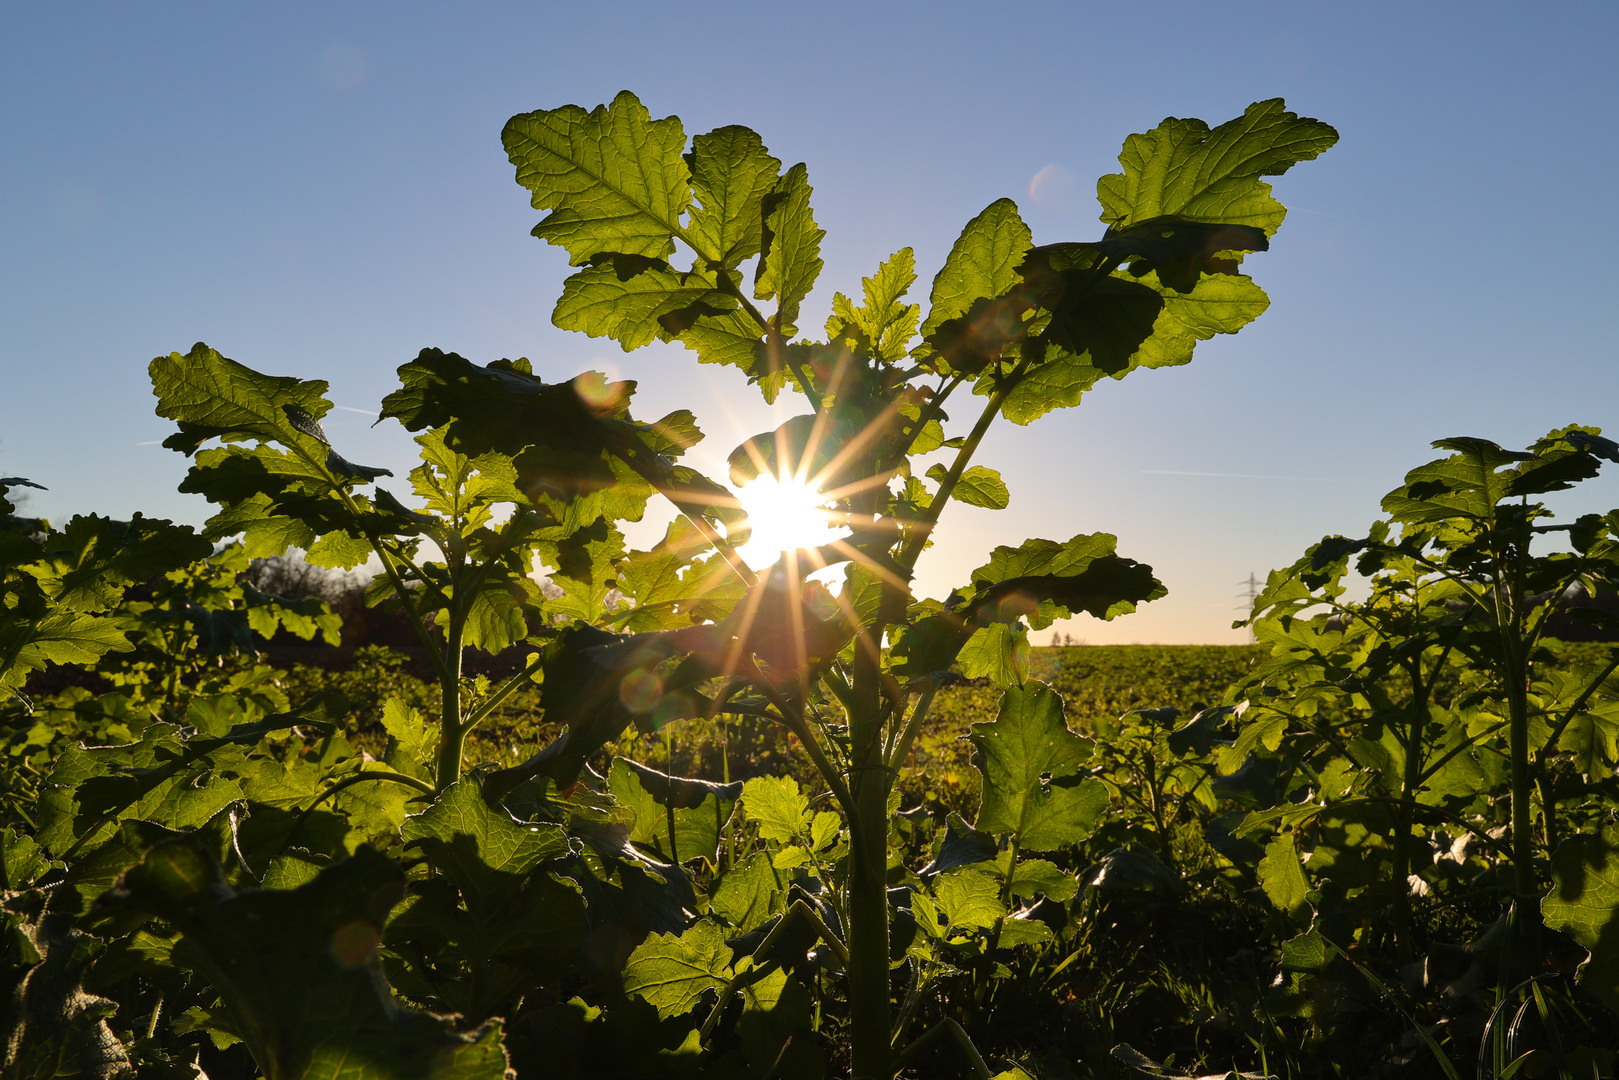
left=889, top=1018, right=991, bottom=1080
left=698, top=899, right=847, bottom=1044
left=895, top=372, right=1018, bottom=572
left=1495, top=550, right=1534, bottom=900
left=1389, top=650, right=1430, bottom=962
left=847, top=492, right=895, bottom=1080
left=460, top=651, right=545, bottom=735
left=884, top=684, right=936, bottom=771
left=434, top=606, right=466, bottom=790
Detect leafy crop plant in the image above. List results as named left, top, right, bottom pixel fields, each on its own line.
left=2, top=93, right=1334, bottom=1079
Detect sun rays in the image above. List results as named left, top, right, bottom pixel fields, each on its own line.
left=734, top=473, right=843, bottom=570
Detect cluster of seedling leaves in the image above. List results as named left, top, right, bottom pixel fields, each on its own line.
left=1, top=92, right=1353, bottom=1080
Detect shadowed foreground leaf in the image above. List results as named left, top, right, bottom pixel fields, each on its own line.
left=102, top=838, right=509, bottom=1080
left=1544, top=827, right=1619, bottom=1011
left=0, top=898, right=131, bottom=1080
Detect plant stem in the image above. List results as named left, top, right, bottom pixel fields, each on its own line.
left=1496, top=552, right=1534, bottom=899
left=1389, top=649, right=1430, bottom=962
left=847, top=485, right=894, bottom=1080
left=460, top=651, right=546, bottom=734
left=434, top=610, right=465, bottom=790
left=889, top=1018, right=991, bottom=1080
left=895, top=362, right=1024, bottom=572
left=698, top=900, right=846, bottom=1044
left=884, top=684, right=936, bottom=771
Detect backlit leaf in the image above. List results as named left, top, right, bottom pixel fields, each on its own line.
left=754, top=163, right=823, bottom=332
left=711, top=851, right=780, bottom=933
left=505, top=90, right=691, bottom=266
left=743, top=775, right=810, bottom=845
left=933, top=868, right=1005, bottom=930
left=621, top=920, right=731, bottom=1020
left=971, top=681, right=1106, bottom=850
left=920, top=198, right=1032, bottom=338
left=1259, top=833, right=1311, bottom=919
left=1097, top=99, right=1338, bottom=235
left=930, top=464, right=1008, bottom=510
left=685, top=125, right=782, bottom=268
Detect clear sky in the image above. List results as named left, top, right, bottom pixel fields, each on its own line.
left=4, top=2, right=1618, bottom=643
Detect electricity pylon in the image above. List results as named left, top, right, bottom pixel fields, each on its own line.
left=1236, top=572, right=1261, bottom=643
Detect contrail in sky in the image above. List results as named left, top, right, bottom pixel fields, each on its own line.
left=1141, top=469, right=1367, bottom=483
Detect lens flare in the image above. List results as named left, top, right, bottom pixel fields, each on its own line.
left=735, top=475, right=842, bottom=569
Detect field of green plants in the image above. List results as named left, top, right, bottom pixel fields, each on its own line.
left=6, top=90, right=1619, bottom=1080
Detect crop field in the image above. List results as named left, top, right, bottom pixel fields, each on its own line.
left=6, top=85, right=1619, bottom=1080
left=274, top=644, right=1268, bottom=817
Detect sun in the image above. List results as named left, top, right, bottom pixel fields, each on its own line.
left=734, top=474, right=844, bottom=570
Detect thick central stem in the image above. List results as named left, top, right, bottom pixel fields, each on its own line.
left=1493, top=555, right=1534, bottom=900
left=434, top=618, right=465, bottom=790
left=846, top=496, right=893, bottom=1080
left=1389, top=654, right=1429, bottom=962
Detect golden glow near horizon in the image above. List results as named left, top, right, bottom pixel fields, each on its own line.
left=734, top=474, right=844, bottom=570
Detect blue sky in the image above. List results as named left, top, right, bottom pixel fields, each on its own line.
left=4, top=2, right=1617, bottom=643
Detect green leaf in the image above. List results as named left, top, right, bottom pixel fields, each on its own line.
left=1381, top=437, right=1539, bottom=525
left=1259, top=833, right=1311, bottom=919
left=380, top=350, right=673, bottom=531
left=970, top=681, right=1106, bottom=851
left=1072, top=217, right=1271, bottom=291
left=997, top=914, right=1053, bottom=946
left=754, top=163, right=824, bottom=332
left=2, top=826, right=49, bottom=890
left=1559, top=706, right=1619, bottom=776
left=1129, top=270, right=1271, bottom=369
left=958, top=532, right=1165, bottom=629
left=929, top=464, right=1008, bottom=510
left=711, top=851, right=780, bottom=933
left=742, top=775, right=810, bottom=845
left=957, top=622, right=1028, bottom=687
left=994, top=347, right=1103, bottom=427
left=919, top=198, right=1032, bottom=338
left=1008, top=858, right=1079, bottom=903
left=933, top=868, right=1005, bottom=930
left=1543, top=827, right=1619, bottom=1011
left=382, top=697, right=432, bottom=779
left=617, top=518, right=747, bottom=631
left=621, top=920, right=732, bottom=1020
left=1, top=609, right=138, bottom=695
left=107, top=839, right=510, bottom=1080
left=685, top=125, right=782, bottom=268
left=2, top=904, right=132, bottom=1078
left=809, top=810, right=841, bottom=852
left=1097, top=99, right=1338, bottom=236
left=737, top=962, right=822, bottom=1080
left=392, top=782, right=586, bottom=1019
left=150, top=342, right=333, bottom=456
left=1279, top=929, right=1330, bottom=973
left=998, top=271, right=1269, bottom=425
left=613, top=757, right=743, bottom=811
left=504, top=90, right=692, bottom=266
left=453, top=575, right=541, bottom=655
left=401, top=779, right=570, bottom=895
left=672, top=305, right=770, bottom=374
left=32, top=513, right=212, bottom=612
left=553, top=261, right=735, bottom=351
left=827, top=248, right=921, bottom=362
